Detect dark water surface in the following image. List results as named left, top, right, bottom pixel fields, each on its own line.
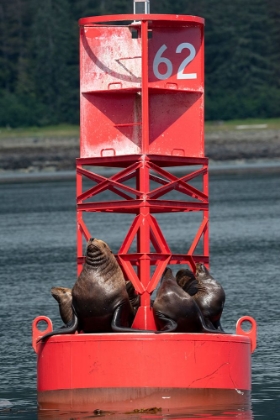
left=0, top=167, right=279, bottom=419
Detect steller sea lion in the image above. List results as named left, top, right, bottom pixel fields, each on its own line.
left=38, top=238, right=153, bottom=341
left=71, top=238, right=137, bottom=333
left=153, top=267, right=220, bottom=333
left=193, top=262, right=226, bottom=332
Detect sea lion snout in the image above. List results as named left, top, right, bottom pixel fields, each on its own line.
left=87, top=237, right=96, bottom=246
left=51, top=286, right=72, bottom=299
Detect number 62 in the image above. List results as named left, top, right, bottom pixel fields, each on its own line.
left=153, top=43, right=197, bottom=80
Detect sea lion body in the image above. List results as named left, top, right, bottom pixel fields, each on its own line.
left=51, top=282, right=139, bottom=326
left=153, top=268, right=219, bottom=333
left=194, top=263, right=226, bottom=331
left=71, top=238, right=134, bottom=333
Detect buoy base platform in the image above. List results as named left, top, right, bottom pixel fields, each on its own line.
left=33, top=316, right=257, bottom=413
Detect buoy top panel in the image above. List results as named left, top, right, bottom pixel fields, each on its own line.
left=79, top=14, right=205, bottom=158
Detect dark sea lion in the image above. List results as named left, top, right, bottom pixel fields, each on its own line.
left=194, top=262, right=226, bottom=332
left=71, top=238, right=138, bottom=333
left=51, top=287, right=73, bottom=325
left=175, top=268, right=198, bottom=296
left=38, top=238, right=152, bottom=341
left=153, top=267, right=219, bottom=333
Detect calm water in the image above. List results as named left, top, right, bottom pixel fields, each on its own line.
left=0, top=166, right=279, bottom=419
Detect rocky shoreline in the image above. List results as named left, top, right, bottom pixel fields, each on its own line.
left=0, top=128, right=280, bottom=173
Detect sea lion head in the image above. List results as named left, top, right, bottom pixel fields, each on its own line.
left=176, top=268, right=195, bottom=287
left=51, top=286, right=72, bottom=302
left=51, top=286, right=73, bottom=325
left=85, top=238, right=115, bottom=267
left=195, top=262, right=211, bottom=280
left=176, top=268, right=198, bottom=296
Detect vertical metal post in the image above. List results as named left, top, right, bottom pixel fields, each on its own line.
left=133, top=19, right=155, bottom=329
left=203, top=166, right=210, bottom=267
left=76, top=169, right=83, bottom=276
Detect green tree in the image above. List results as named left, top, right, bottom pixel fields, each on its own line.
left=1, top=0, right=280, bottom=126
left=29, top=0, right=78, bottom=124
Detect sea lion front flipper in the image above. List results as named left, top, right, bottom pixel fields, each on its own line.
left=111, top=306, right=158, bottom=333
left=153, top=311, right=178, bottom=332
left=37, top=311, right=79, bottom=342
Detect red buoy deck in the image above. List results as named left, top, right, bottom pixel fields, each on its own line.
left=33, top=316, right=257, bottom=412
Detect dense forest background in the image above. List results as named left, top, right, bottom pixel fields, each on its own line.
left=0, top=0, right=279, bottom=127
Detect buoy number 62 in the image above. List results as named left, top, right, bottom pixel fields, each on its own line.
left=153, top=43, right=197, bottom=80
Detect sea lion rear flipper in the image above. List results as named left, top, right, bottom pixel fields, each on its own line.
left=154, top=312, right=178, bottom=332
left=197, top=307, right=225, bottom=334
left=37, top=312, right=79, bottom=342
left=214, top=320, right=225, bottom=333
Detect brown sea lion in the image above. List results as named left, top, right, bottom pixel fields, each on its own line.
left=194, top=262, right=226, bottom=332
left=71, top=238, right=137, bottom=333
left=175, top=268, right=198, bottom=296
left=39, top=238, right=152, bottom=341
left=51, top=287, right=73, bottom=325
left=153, top=267, right=220, bottom=333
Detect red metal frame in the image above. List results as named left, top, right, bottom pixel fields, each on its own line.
left=76, top=156, right=209, bottom=329
left=78, top=15, right=206, bottom=329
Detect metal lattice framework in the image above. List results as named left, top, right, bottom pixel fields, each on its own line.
left=76, top=155, right=209, bottom=329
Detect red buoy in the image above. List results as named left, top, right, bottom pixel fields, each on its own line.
left=32, top=14, right=257, bottom=413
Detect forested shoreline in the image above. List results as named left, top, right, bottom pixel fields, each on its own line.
left=1, top=0, right=279, bottom=127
